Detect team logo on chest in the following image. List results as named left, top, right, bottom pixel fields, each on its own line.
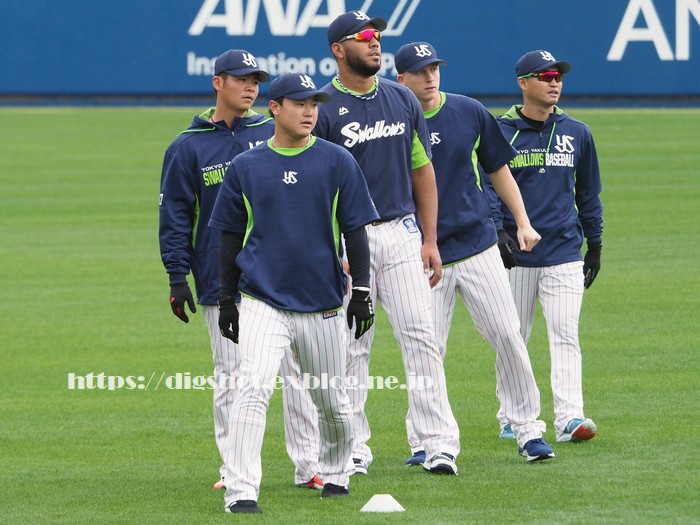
left=340, top=120, right=406, bottom=148
left=283, top=170, right=298, bottom=184
left=554, top=134, right=575, bottom=153
left=430, top=132, right=441, bottom=145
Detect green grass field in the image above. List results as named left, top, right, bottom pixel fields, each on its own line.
left=1, top=106, right=698, bottom=524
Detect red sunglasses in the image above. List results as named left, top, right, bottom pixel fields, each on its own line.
left=338, top=29, right=381, bottom=43
left=519, top=71, right=564, bottom=83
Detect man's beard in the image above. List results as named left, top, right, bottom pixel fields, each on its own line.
left=346, top=51, right=381, bottom=78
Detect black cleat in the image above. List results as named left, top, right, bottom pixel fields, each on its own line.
left=226, top=500, right=262, bottom=513
left=321, top=483, right=350, bottom=498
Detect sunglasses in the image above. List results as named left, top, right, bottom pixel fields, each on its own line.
left=519, top=71, right=564, bottom=83
left=338, top=29, right=381, bottom=43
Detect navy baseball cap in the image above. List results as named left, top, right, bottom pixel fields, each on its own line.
left=214, top=49, right=270, bottom=82
left=327, top=10, right=387, bottom=46
left=395, top=42, right=447, bottom=73
left=515, top=50, right=571, bottom=77
left=269, top=73, right=331, bottom=102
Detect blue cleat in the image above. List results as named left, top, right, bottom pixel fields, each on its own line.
left=558, top=417, right=597, bottom=442
left=499, top=423, right=515, bottom=439
left=405, top=450, right=426, bottom=466
left=519, top=438, right=555, bottom=462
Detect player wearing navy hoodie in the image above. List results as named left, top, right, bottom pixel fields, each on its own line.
left=495, top=50, right=603, bottom=444
left=159, top=49, right=322, bottom=491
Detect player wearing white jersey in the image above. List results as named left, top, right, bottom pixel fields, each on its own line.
left=494, top=50, right=603, bottom=443
left=209, top=73, right=379, bottom=513
left=315, top=11, right=460, bottom=475
left=159, top=50, right=323, bottom=490
left=395, top=42, right=555, bottom=463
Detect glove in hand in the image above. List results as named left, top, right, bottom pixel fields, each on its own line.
left=346, top=288, right=374, bottom=340
left=170, top=283, right=196, bottom=323
left=583, top=243, right=602, bottom=289
left=218, top=296, right=239, bottom=343
left=497, top=230, right=519, bottom=269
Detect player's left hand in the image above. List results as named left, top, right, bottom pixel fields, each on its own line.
left=346, top=287, right=375, bottom=339
left=218, top=296, right=239, bottom=342
left=421, top=241, right=442, bottom=288
left=583, top=243, right=602, bottom=289
left=517, top=224, right=541, bottom=252
left=497, top=230, right=519, bottom=269
left=170, top=283, right=196, bottom=323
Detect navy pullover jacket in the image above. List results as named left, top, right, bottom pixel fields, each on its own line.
left=159, top=108, right=274, bottom=305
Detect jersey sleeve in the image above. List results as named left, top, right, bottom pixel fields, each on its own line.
left=336, top=149, right=380, bottom=231
left=409, top=90, right=432, bottom=169
left=476, top=104, right=518, bottom=174
left=574, top=126, right=604, bottom=243
left=159, top=145, right=198, bottom=283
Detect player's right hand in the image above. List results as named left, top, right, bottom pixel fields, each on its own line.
left=497, top=230, right=519, bottom=269
left=218, top=296, right=239, bottom=343
left=170, top=283, right=196, bottom=323
left=346, top=287, right=375, bottom=339
left=583, top=243, right=602, bottom=289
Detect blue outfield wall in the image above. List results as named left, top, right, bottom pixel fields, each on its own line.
left=1, top=0, right=699, bottom=100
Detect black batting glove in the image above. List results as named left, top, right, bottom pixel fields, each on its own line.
left=170, top=283, right=196, bottom=323
left=583, top=243, right=602, bottom=289
left=218, top=296, right=239, bottom=343
left=497, top=230, right=519, bottom=269
left=346, top=287, right=374, bottom=340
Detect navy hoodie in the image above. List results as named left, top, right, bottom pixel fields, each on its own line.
left=495, top=105, right=603, bottom=267
left=159, top=108, right=274, bottom=304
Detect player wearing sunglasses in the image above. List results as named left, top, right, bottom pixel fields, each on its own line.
left=314, top=11, right=461, bottom=476
left=494, top=50, right=603, bottom=445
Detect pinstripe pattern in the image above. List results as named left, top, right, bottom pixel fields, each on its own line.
left=224, top=297, right=353, bottom=505
left=203, top=305, right=320, bottom=485
left=346, top=215, right=460, bottom=464
left=203, top=305, right=238, bottom=479
left=424, top=246, right=546, bottom=447
left=502, top=261, right=586, bottom=438
left=279, top=348, right=320, bottom=485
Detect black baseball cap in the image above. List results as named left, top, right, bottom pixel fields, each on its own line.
left=395, top=42, right=447, bottom=74
left=214, top=49, right=270, bottom=82
left=269, top=73, right=330, bottom=102
left=327, top=10, right=387, bottom=46
left=515, top=50, right=571, bottom=77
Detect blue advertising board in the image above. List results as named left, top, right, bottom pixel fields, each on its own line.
left=1, top=0, right=699, bottom=99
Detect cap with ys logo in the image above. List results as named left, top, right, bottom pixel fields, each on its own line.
left=327, top=10, right=387, bottom=46
left=269, top=74, right=330, bottom=102
left=214, top=49, right=270, bottom=81
left=394, top=41, right=447, bottom=74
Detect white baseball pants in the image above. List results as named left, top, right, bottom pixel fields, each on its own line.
left=424, top=245, right=546, bottom=447
left=203, top=305, right=319, bottom=485
left=346, top=215, right=460, bottom=465
left=499, top=261, right=586, bottom=438
left=223, top=297, right=353, bottom=505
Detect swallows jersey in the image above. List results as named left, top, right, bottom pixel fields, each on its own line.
left=208, top=136, right=379, bottom=312
left=314, top=77, right=432, bottom=221
left=425, top=92, right=517, bottom=265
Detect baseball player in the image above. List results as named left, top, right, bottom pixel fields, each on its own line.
left=208, top=73, right=379, bottom=513
left=494, top=50, right=602, bottom=443
left=314, top=11, right=461, bottom=475
left=395, top=42, right=555, bottom=462
left=158, top=49, right=322, bottom=492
